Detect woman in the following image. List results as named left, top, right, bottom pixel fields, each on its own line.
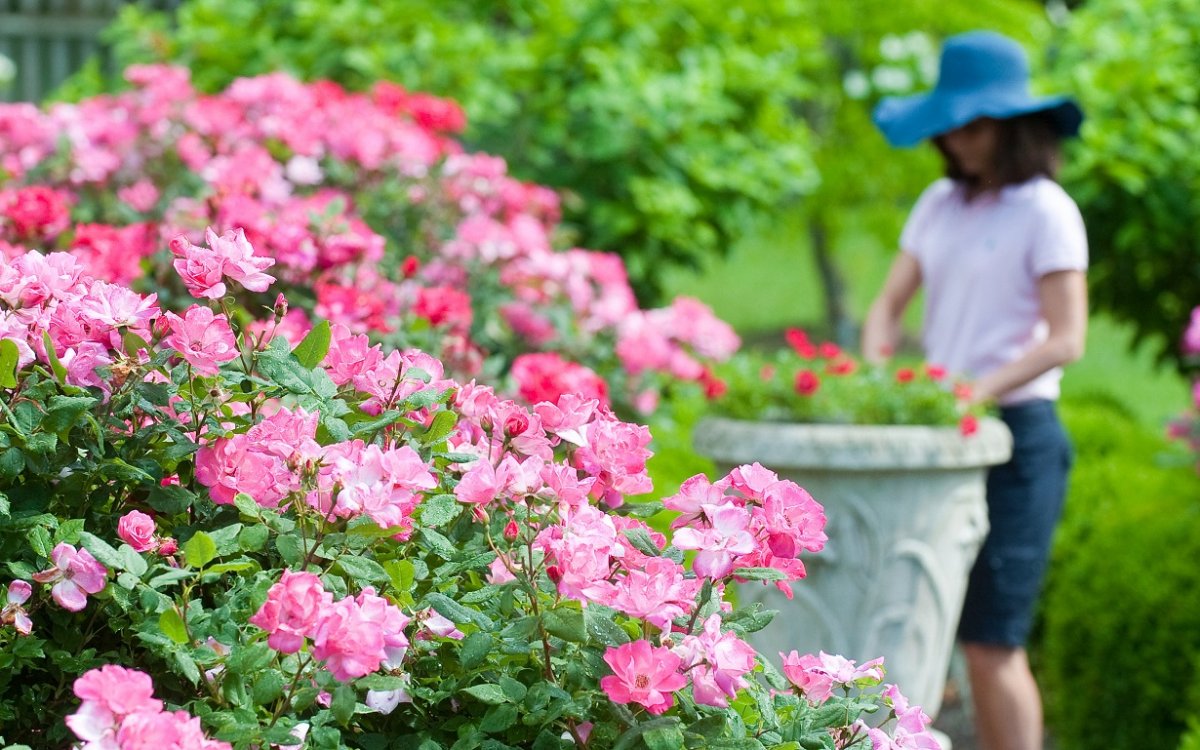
left=862, top=31, right=1088, bottom=750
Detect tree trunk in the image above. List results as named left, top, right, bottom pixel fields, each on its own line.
left=809, top=214, right=856, bottom=348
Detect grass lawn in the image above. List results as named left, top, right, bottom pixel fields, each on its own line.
left=662, top=214, right=1189, bottom=430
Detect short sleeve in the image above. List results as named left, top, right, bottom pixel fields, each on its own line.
left=900, top=179, right=953, bottom=262
left=1029, top=183, right=1089, bottom=277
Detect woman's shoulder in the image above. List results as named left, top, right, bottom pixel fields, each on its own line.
left=1000, top=176, right=1080, bottom=214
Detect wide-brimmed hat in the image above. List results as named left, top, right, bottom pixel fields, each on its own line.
left=872, top=30, right=1083, bottom=148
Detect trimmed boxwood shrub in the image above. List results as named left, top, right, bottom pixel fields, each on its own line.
left=1036, top=392, right=1200, bottom=750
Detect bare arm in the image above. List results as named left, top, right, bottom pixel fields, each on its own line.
left=971, top=269, right=1088, bottom=404
left=862, top=253, right=922, bottom=364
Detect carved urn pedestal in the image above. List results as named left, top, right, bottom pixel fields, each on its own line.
left=693, top=417, right=1012, bottom=734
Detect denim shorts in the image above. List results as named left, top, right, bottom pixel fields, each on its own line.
left=957, top=399, right=1073, bottom=647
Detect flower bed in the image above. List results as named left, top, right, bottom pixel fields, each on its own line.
left=0, top=65, right=738, bottom=416
left=0, top=245, right=941, bottom=747
left=0, top=69, right=945, bottom=748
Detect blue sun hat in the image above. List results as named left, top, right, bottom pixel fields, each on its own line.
left=872, top=30, right=1083, bottom=148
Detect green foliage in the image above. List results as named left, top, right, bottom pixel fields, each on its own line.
left=1036, top=392, right=1200, bottom=750
left=1049, top=0, right=1200, bottom=367
left=91, top=0, right=825, bottom=303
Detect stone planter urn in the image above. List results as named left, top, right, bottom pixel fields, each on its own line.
left=693, top=416, right=1012, bottom=727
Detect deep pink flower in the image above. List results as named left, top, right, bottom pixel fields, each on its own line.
left=31, top=543, right=107, bottom=612
left=674, top=615, right=757, bottom=707
left=117, top=510, right=158, bottom=552
left=249, top=570, right=332, bottom=654
left=163, top=305, right=239, bottom=376
left=600, top=640, right=687, bottom=715
left=1185, top=306, right=1200, bottom=356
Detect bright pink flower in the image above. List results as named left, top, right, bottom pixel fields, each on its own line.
left=600, top=640, right=687, bottom=715
left=454, top=458, right=510, bottom=507
left=61, top=342, right=114, bottom=392
left=116, top=708, right=233, bottom=750
left=31, top=543, right=107, bottom=612
left=510, top=352, right=609, bottom=408
left=673, top=502, right=757, bottom=579
left=171, top=227, right=275, bottom=299
left=117, top=179, right=160, bottom=213
left=1184, top=306, right=1200, bottom=356
left=72, top=665, right=163, bottom=717
left=249, top=570, right=332, bottom=654
left=571, top=415, right=653, bottom=507
left=779, top=650, right=886, bottom=705
left=608, top=557, right=698, bottom=631
left=310, top=589, right=408, bottom=682
left=117, top=510, right=158, bottom=552
left=674, top=615, right=757, bottom=707
left=0, top=185, right=72, bottom=241
left=794, top=369, right=820, bottom=395
left=163, top=305, right=239, bottom=376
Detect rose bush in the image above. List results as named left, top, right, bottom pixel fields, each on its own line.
left=0, top=239, right=942, bottom=747
left=0, top=65, right=738, bottom=418
left=706, top=329, right=982, bottom=434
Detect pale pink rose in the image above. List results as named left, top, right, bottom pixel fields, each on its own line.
left=117, top=179, right=160, bottom=212
left=310, top=597, right=385, bottom=682
left=607, top=557, right=698, bottom=631
left=779, top=651, right=835, bottom=704
left=249, top=570, right=332, bottom=654
left=170, top=235, right=227, bottom=299
left=600, top=640, right=687, bottom=715
left=1, top=580, right=33, bottom=635
left=31, top=543, right=107, bottom=612
left=116, top=708, right=232, bottom=750
left=673, top=502, right=757, bottom=579
left=117, top=510, right=158, bottom=552
left=673, top=615, right=757, bottom=708
left=72, top=665, right=163, bottom=716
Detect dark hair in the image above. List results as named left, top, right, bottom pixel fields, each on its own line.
left=933, top=112, right=1062, bottom=196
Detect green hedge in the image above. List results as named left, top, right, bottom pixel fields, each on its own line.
left=1036, top=392, right=1200, bottom=750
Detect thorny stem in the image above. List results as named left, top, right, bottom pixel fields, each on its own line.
left=269, top=654, right=314, bottom=728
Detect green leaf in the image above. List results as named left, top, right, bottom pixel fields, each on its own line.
left=462, top=683, right=508, bottom=705
left=54, top=518, right=85, bottom=545
left=79, top=531, right=125, bottom=570
left=418, top=410, right=457, bottom=445
left=159, top=608, right=189, bottom=644
left=385, top=559, right=416, bottom=592
left=732, top=567, right=787, bottom=582
left=0, top=338, right=19, bottom=388
left=0, top=448, right=23, bottom=479
left=253, top=670, right=286, bottom=704
left=418, top=528, right=457, bottom=559
left=613, top=718, right=685, bottom=750
left=643, top=724, right=686, bottom=750
left=336, top=555, right=389, bottom=584
left=480, top=703, right=518, bottom=734
left=275, top=534, right=305, bottom=566
left=119, top=544, right=149, bottom=577
left=621, top=527, right=661, bottom=557
left=498, top=675, right=527, bottom=703
left=418, top=494, right=461, bottom=528
left=331, top=683, right=356, bottom=725
left=459, top=631, right=493, bottom=670
left=543, top=605, right=586, bottom=643
left=184, top=531, right=217, bottom=569
left=425, top=592, right=493, bottom=630
left=586, top=605, right=631, bottom=646
left=356, top=674, right=409, bottom=691
left=237, top=524, right=270, bottom=552
left=41, top=332, right=67, bottom=384
left=43, top=395, right=100, bottom=434
left=28, top=526, right=53, bottom=558
left=292, top=320, right=331, bottom=369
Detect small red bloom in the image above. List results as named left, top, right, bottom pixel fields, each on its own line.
left=825, top=357, right=857, bottom=376
left=925, top=364, right=948, bottom=381
left=784, top=327, right=810, bottom=353
left=818, top=342, right=842, bottom=359
left=759, top=364, right=777, bottom=381
left=401, top=255, right=420, bottom=279
left=794, top=369, right=821, bottom=396
left=959, top=414, right=979, bottom=437
left=953, top=382, right=974, bottom=402
left=895, top=368, right=915, bottom=384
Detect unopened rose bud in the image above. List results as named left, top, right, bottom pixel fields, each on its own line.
left=545, top=565, right=562, bottom=584
left=401, top=255, right=420, bottom=279
left=273, top=293, right=288, bottom=321
left=157, top=537, right=178, bottom=556
left=503, top=520, right=519, bottom=541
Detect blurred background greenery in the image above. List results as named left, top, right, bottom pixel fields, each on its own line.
left=6, top=0, right=1200, bottom=746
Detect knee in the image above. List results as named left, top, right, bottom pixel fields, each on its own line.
left=961, top=641, right=1026, bottom=672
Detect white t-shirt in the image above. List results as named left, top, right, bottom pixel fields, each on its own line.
left=900, top=176, right=1088, bottom=405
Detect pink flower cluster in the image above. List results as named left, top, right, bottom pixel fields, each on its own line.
left=65, top=665, right=231, bottom=749
left=249, top=571, right=411, bottom=682
left=780, top=650, right=885, bottom=704
left=0, top=66, right=740, bottom=411
left=858, top=684, right=943, bottom=750
left=665, top=463, right=827, bottom=593
left=599, top=614, right=758, bottom=715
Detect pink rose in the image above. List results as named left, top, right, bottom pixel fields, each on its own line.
left=31, top=543, right=107, bottom=612
left=249, top=570, right=332, bottom=654
left=600, top=640, right=687, bottom=715
left=117, top=510, right=158, bottom=552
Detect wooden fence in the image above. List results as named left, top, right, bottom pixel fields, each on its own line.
left=0, top=0, right=180, bottom=103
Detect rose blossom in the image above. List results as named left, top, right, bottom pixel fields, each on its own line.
left=31, top=542, right=107, bottom=612
left=600, top=639, right=687, bottom=715
left=117, top=510, right=158, bottom=552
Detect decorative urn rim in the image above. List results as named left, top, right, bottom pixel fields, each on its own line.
left=693, top=415, right=1013, bottom=471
